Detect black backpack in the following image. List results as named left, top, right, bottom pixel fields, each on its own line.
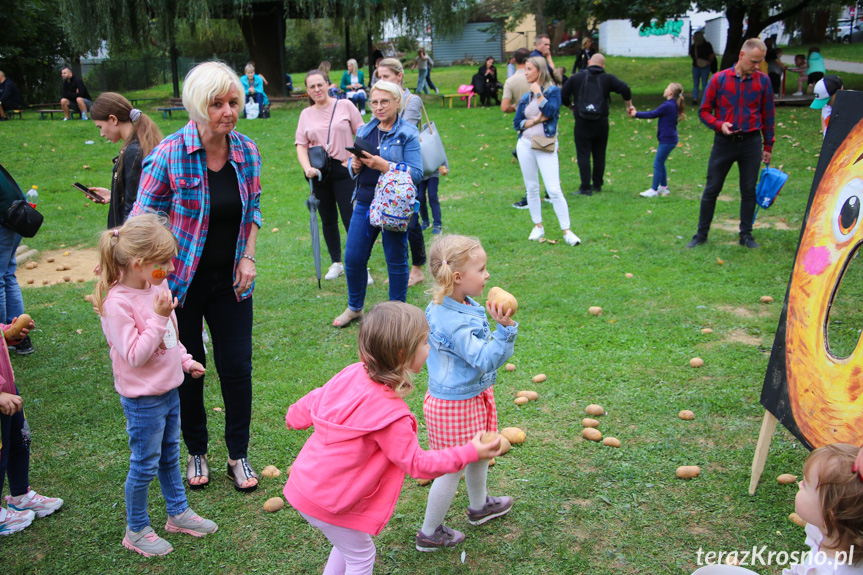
left=576, top=72, right=605, bottom=120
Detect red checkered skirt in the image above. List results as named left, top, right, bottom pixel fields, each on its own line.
left=423, top=387, right=498, bottom=450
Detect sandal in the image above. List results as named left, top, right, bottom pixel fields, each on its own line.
left=332, top=308, right=363, bottom=328
left=227, top=458, right=259, bottom=492
left=186, top=455, right=210, bottom=490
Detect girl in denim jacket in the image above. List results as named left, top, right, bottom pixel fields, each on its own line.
left=416, top=235, right=518, bottom=552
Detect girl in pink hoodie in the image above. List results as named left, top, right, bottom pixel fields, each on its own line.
left=284, top=301, right=502, bottom=575
left=94, top=214, right=217, bottom=557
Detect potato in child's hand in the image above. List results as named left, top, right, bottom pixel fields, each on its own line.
left=3, top=314, right=32, bottom=342
left=486, top=287, right=517, bottom=316
left=473, top=431, right=504, bottom=459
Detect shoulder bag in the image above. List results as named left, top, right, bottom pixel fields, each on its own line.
left=0, top=163, right=43, bottom=238
left=413, top=96, right=448, bottom=177
left=308, top=100, right=338, bottom=180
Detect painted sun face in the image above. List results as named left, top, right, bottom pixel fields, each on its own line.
left=786, top=117, right=863, bottom=447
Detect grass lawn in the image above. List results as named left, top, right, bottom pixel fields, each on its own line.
left=1, top=56, right=841, bottom=574
left=780, top=42, right=863, bottom=64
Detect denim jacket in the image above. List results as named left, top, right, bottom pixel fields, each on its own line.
left=425, top=296, right=518, bottom=400
left=513, top=85, right=561, bottom=138
left=348, top=116, right=423, bottom=187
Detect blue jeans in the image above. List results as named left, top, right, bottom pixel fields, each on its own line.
left=344, top=200, right=409, bottom=311
left=0, top=383, right=30, bottom=500
left=692, top=66, right=710, bottom=103
left=120, top=389, right=187, bottom=532
left=416, top=69, right=430, bottom=94
left=418, top=177, right=441, bottom=226
left=349, top=91, right=366, bottom=113
left=0, top=227, right=24, bottom=323
left=652, top=142, right=677, bottom=190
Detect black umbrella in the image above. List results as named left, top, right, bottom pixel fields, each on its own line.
left=306, top=171, right=323, bottom=288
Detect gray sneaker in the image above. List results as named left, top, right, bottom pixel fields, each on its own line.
left=123, top=526, right=173, bottom=557
left=466, top=495, right=513, bottom=525
left=415, top=524, right=465, bottom=552
left=165, top=508, right=218, bottom=537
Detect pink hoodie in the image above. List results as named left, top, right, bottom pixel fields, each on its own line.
left=284, top=362, right=479, bottom=535
left=100, top=282, right=195, bottom=398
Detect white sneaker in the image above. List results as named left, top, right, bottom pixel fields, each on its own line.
left=325, top=262, right=344, bottom=280
left=81, top=112, right=88, bottom=120
left=792, top=91, right=803, bottom=96
left=528, top=226, right=545, bottom=241
left=640, top=188, right=659, bottom=198
left=435, top=88, right=440, bottom=94
left=658, top=186, right=670, bottom=196
left=5, top=490, right=64, bottom=518
left=62, top=117, right=69, bottom=121
left=367, top=268, right=374, bottom=285
left=360, top=109, right=367, bottom=116
left=564, top=230, right=581, bottom=246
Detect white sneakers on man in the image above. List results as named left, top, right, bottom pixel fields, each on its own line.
left=528, top=226, right=545, bottom=241
left=564, top=230, right=581, bottom=246
left=325, top=262, right=344, bottom=280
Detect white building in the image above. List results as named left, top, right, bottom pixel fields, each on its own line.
left=599, top=10, right=726, bottom=58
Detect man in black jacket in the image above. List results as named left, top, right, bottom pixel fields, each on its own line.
left=60, top=67, right=92, bottom=121
left=0, top=71, right=20, bottom=121
left=561, top=54, right=634, bottom=195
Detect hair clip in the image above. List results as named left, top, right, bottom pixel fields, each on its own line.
left=113, top=229, right=119, bottom=237
left=441, top=260, right=448, bottom=265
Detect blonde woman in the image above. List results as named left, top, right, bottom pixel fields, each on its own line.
left=131, top=61, right=262, bottom=493
left=339, top=59, right=367, bottom=115
left=240, top=62, right=269, bottom=118
left=513, top=57, right=580, bottom=246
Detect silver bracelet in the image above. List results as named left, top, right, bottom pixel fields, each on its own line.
left=242, top=253, right=256, bottom=264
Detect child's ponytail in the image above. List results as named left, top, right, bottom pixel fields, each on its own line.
left=91, top=213, right=178, bottom=316
left=428, top=235, right=483, bottom=304
left=668, top=82, right=686, bottom=122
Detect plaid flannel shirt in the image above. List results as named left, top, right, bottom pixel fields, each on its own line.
left=699, top=68, right=775, bottom=152
left=132, top=121, right=262, bottom=305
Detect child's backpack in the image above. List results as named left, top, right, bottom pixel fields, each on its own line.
left=752, top=164, right=789, bottom=223
left=576, top=72, right=606, bottom=120
left=370, top=162, right=417, bottom=232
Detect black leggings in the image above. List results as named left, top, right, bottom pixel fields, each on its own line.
left=313, top=161, right=354, bottom=264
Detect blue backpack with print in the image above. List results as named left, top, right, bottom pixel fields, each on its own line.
left=370, top=162, right=417, bottom=232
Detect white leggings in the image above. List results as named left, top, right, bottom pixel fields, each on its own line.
left=300, top=511, right=377, bottom=575
left=516, top=137, right=572, bottom=230
left=420, top=460, right=490, bottom=535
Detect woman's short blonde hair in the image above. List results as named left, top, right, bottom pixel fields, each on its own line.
left=370, top=80, right=402, bottom=105
left=347, top=59, right=358, bottom=73
left=582, top=37, right=592, bottom=48
left=182, top=61, right=244, bottom=125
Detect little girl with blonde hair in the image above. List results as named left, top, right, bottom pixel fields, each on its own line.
left=416, top=234, right=518, bottom=551
left=630, top=82, right=685, bottom=198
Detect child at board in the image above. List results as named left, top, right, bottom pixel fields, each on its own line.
left=0, top=317, right=64, bottom=535
left=811, top=75, right=843, bottom=139
left=783, top=443, right=863, bottom=574
left=284, top=301, right=503, bottom=575
left=629, top=82, right=685, bottom=198
left=93, top=213, right=217, bottom=557
left=417, top=234, right=518, bottom=551
left=789, top=54, right=808, bottom=96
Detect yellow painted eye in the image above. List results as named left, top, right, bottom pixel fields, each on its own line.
left=833, top=179, right=863, bottom=243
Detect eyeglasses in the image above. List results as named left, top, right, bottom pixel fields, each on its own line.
left=369, top=99, right=392, bottom=108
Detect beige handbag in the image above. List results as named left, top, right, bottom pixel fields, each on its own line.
left=530, top=134, right=556, bottom=153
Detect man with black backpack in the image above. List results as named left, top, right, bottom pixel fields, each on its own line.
left=561, top=54, right=634, bottom=196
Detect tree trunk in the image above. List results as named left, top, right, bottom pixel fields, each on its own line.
left=721, top=3, right=746, bottom=71
left=801, top=10, right=831, bottom=43
left=238, top=1, right=286, bottom=101
left=534, top=0, right=547, bottom=40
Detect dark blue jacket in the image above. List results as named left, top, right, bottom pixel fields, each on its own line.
left=635, top=99, right=680, bottom=144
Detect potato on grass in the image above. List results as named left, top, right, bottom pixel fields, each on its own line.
left=500, top=427, right=526, bottom=444
left=531, top=374, right=546, bottom=383
left=581, top=428, right=602, bottom=441
left=582, top=418, right=600, bottom=428
left=585, top=404, right=604, bottom=416
left=261, top=465, right=281, bottom=479
left=602, top=437, right=621, bottom=448
left=777, top=474, right=797, bottom=485
left=689, top=357, right=704, bottom=368
left=417, top=478, right=432, bottom=486
left=263, top=497, right=285, bottom=512
left=588, top=306, right=603, bottom=316
left=514, top=396, right=529, bottom=406
left=505, top=363, right=516, bottom=372
left=676, top=465, right=702, bottom=479
left=516, top=390, right=539, bottom=401
left=789, top=512, right=806, bottom=527
left=678, top=410, right=695, bottom=420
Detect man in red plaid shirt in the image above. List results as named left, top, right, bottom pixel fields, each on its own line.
left=686, top=38, right=775, bottom=249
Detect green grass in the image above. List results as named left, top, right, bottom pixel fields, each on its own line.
left=1, top=56, right=849, bottom=574
left=780, top=43, right=863, bottom=64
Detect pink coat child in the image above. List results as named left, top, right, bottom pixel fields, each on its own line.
left=283, top=302, right=501, bottom=575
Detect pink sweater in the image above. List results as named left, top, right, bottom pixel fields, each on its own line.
left=284, top=362, right=479, bottom=535
left=100, top=283, right=195, bottom=398
left=0, top=326, right=17, bottom=395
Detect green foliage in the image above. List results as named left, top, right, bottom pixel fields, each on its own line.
left=0, top=0, right=72, bottom=104
left=286, top=28, right=325, bottom=75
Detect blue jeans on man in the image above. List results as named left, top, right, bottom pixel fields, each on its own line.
left=120, top=388, right=188, bottom=532
left=692, top=66, right=710, bottom=103
left=344, top=200, right=409, bottom=311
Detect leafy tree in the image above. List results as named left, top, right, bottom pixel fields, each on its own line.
left=0, top=0, right=74, bottom=104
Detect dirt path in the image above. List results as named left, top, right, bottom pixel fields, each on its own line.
left=17, top=246, right=99, bottom=288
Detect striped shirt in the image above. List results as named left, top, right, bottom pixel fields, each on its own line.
left=699, top=68, right=775, bottom=152
left=132, top=121, right=262, bottom=305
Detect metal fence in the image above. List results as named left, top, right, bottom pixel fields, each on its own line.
left=80, top=53, right=249, bottom=93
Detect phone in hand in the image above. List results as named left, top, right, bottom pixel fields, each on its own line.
left=345, top=146, right=369, bottom=159
left=73, top=182, right=104, bottom=202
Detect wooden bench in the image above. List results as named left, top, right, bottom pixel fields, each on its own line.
left=37, top=109, right=79, bottom=120
left=157, top=106, right=187, bottom=119
left=128, top=97, right=159, bottom=107
left=441, top=93, right=475, bottom=109
left=4, top=109, right=22, bottom=119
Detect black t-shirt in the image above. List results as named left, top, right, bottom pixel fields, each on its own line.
left=198, top=162, right=242, bottom=272
left=0, top=78, right=20, bottom=108
left=61, top=76, right=91, bottom=102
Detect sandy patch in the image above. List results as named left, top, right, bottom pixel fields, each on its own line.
left=17, top=247, right=98, bottom=288
left=725, top=328, right=763, bottom=346
left=716, top=305, right=753, bottom=317
left=714, top=218, right=797, bottom=233
left=717, top=195, right=734, bottom=202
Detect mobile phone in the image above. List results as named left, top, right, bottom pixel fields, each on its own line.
left=73, top=182, right=103, bottom=202
left=345, top=146, right=369, bottom=158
